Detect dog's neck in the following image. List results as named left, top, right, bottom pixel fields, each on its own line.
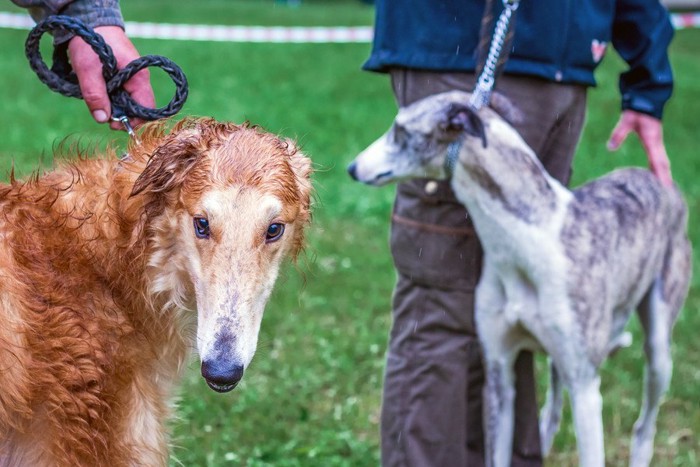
left=4, top=154, right=192, bottom=380
left=53, top=155, right=191, bottom=323
left=101, top=158, right=194, bottom=373
left=450, top=117, right=569, bottom=233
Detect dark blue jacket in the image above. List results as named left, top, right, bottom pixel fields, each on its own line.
left=364, top=0, right=674, bottom=118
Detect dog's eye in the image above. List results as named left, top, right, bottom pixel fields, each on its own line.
left=265, top=223, right=285, bottom=243
left=392, top=124, right=407, bottom=143
left=193, top=217, right=210, bottom=239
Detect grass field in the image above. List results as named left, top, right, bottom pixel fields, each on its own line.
left=0, top=1, right=697, bottom=465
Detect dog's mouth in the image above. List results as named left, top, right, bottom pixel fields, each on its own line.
left=361, top=170, right=396, bottom=186
left=348, top=161, right=395, bottom=186
left=205, top=380, right=239, bottom=393
left=201, top=360, right=245, bottom=393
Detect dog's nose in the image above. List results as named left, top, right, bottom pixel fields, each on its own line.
left=201, top=360, right=245, bottom=393
left=347, top=161, right=358, bottom=181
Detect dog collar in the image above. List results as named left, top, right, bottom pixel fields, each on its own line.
left=445, top=139, right=463, bottom=177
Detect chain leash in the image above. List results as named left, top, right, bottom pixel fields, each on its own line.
left=469, top=0, right=520, bottom=110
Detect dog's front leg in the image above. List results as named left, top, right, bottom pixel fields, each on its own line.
left=118, top=377, right=170, bottom=466
left=482, top=352, right=517, bottom=467
left=570, top=375, right=605, bottom=467
left=475, top=269, right=516, bottom=467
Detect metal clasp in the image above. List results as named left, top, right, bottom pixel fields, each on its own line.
left=111, top=114, right=136, bottom=138
left=111, top=107, right=141, bottom=145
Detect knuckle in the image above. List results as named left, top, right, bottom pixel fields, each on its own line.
left=82, top=91, right=107, bottom=106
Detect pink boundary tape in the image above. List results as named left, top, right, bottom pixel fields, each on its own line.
left=1, top=11, right=698, bottom=43
left=670, top=11, right=700, bottom=28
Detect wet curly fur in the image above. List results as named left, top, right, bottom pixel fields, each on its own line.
left=0, top=118, right=312, bottom=466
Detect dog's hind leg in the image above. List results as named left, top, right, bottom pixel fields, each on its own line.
left=539, top=359, right=563, bottom=456
left=630, top=280, right=673, bottom=467
left=570, top=373, right=605, bottom=467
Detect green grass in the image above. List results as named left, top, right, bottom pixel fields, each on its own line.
left=0, top=1, right=698, bottom=465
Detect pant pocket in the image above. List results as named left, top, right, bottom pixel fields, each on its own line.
left=390, top=180, right=482, bottom=291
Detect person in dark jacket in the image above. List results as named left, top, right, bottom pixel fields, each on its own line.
left=364, top=1, right=674, bottom=466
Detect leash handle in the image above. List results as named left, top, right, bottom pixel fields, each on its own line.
left=25, top=15, right=189, bottom=123
left=470, top=0, right=520, bottom=110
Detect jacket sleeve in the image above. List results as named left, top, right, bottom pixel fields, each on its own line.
left=612, top=0, right=674, bottom=119
left=10, top=0, right=124, bottom=44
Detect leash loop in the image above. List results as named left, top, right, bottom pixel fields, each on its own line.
left=25, top=15, right=189, bottom=125
left=470, top=0, right=520, bottom=110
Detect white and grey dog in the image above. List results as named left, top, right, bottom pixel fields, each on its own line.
left=348, top=90, right=691, bottom=467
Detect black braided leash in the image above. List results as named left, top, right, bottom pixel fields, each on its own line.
left=25, top=15, right=188, bottom=127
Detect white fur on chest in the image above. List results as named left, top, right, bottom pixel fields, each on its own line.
left=454, top=170, right=578, bottom=350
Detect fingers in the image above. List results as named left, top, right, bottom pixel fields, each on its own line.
left=607, top=110, right=674, bottom=187
left=636, top=116, right=673, bottom=187
left=67, top=26, right=156, bottom=131
left=606, top=112, right=633, bottom=151
left=648, top=149, right=673, bottom=187
left=98, top=25, right=156, bottom=130
left=68, top=33, right=112, bottom=124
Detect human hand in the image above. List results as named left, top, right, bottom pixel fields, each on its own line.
left=67, top=25, right=155, bottom=130
left=607, top=110, right=673, bottom=187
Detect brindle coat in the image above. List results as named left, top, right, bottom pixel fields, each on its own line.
left=348, top=90, right=691, bottom=467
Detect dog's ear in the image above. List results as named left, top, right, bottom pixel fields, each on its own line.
left=442, top=103, right=488, bottom=148
left=284, top=139, right=313, bottom=259
left=130, top=131, right=203, bottom=198
left=490, top=92, right=523, bottom=125
left=287, top=144, right=312, bottom=213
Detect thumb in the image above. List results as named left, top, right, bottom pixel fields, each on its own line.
left=82, top=80, right=112, bottom=124
left=606, top=119, right=631, bottom=151
left=67, top=36, right=112, bottom=124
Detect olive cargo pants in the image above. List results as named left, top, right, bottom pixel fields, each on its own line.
left=381, top=69, right=587, bottom=467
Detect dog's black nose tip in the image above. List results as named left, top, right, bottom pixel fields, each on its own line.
left=201, top=360, right=244, bottom=393
left=347, top=161, right=358, bottom=181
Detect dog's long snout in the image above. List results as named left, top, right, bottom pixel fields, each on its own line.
left=347, top=160, right=393, bottom=185
left=347, top=161, right=359, bottom=181
left=201, top=360, right=245, bottom=393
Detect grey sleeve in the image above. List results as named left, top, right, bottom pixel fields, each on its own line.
left=11, top=0, right=125, bottom=44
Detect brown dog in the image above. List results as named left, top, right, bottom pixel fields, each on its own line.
left=0, top=118, right=312, bottom=466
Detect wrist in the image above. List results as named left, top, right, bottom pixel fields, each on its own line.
left=54, top=0, right=124, bottom=45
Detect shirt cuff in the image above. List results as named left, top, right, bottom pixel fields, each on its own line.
left=52, top=0, right=125, bottom=44
left=621, top=94, right=664, bottom=120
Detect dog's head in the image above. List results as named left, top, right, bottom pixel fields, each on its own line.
left=129, top=118, right=312, bottom=393
left=348, top=90, right=520, bottom=185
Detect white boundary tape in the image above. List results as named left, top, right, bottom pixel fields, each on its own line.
left=0, top=12, right=373, bottom=42
left=0, top=11, right=698, bottom=43
left=125, top=22, right=373, bottom=43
